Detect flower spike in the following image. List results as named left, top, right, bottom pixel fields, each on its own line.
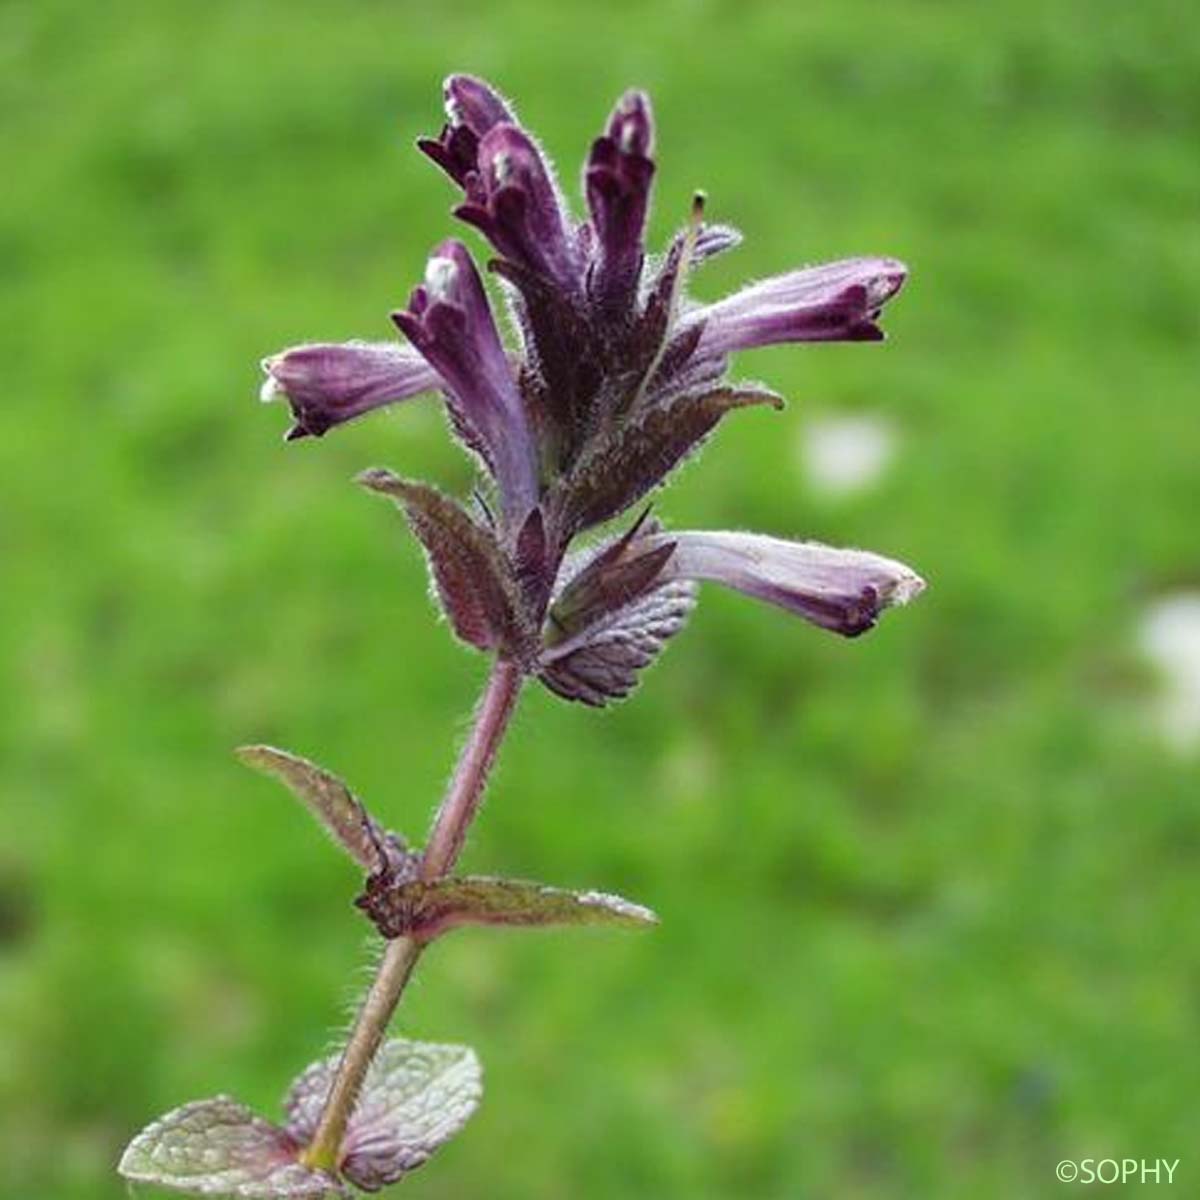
left=161, top=72, right=933, bottom=1200
left=258, top=74, right=922, bottom=676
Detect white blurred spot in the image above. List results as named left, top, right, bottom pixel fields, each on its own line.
left=258, top=373, right=283, bottom=404
left=492, top=151, right=513, bottom=185
left=424, top=255, right=458, bottom=301
left=801, top=414, right=895, bottom=498
left=1139, top=593, right=1200, bottom=751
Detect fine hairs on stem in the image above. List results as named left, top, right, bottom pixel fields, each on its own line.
left=302, top=658, right=523, bottom=1170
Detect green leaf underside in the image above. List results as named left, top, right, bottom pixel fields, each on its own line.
left=118, top=1096, right=340, bottom=1199
left=285, top=1039, right=483, bottom=1190
left=369, top=876, right=658, bottom=942
left=236, top=745, right=382, bottom=871
left=357, top=470, right=531, bottom=656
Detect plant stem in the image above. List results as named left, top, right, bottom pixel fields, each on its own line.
left=301, top=657, right=524, bottom=1171
left=421, top=657, right=524, bottom=880
left=300, top=935, right=422, bottom=1170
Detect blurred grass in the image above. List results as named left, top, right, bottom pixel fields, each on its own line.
left=2, top=1, right=1199, bottom=1197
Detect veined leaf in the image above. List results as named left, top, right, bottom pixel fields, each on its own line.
left=540, top=578, right=697, bottom=707
left=236, top=745, right=395, bottom=872
left=285, top=1039, right=482, bottom=1191
left=546, top=510, right=675, bottom=644
left=358, top=875, right=658, bottom=942
left=118, top=1097, right=340, bottom=1199
left=557, top=384, right=782, bottom=534
left=358, top=470, right=533, bottom=658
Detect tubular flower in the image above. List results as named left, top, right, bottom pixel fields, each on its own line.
left=260, top=342, right=441, bottom=441
left=258, top=74, right=923, bottom=702
left=680, top=256, right=908, bottom=356
left=584, top=89, right=656, bottom=310
left=644, top=531, right=925, bottom=637
left=391, top=239, right=538, bottom=524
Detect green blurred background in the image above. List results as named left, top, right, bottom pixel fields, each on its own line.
left=3, top=1, right=1198, bottom=1196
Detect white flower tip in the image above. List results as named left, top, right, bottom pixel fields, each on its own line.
left=259, top=373, right=284, bottom=404
left=889, top=569, right=926, bottom=607
left=443, top=78, right=465, bottom=125
left=867, top=260, right=908, bottom=305
left=425, top=255, right=459, bottom=301
left=492, top=151, right=513, bottom=185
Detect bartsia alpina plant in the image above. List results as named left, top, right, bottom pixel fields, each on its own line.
left=119, top=75, right=924, bottom=1197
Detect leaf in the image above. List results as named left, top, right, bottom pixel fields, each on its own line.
left=357, top=469, right=533, bottom=658
left=236, top=745, right=395, bottom=872
left=356, top=875, right=658, bottom=942
left=118, top=1097, right=340, bottom=1199
left=539, top=578, right=697, bottom=707
left=284, top=1039, right=483, bottom=1191
left=545, top=510, right=675, bottom=644
left=557, top=385, right=782, bottom=534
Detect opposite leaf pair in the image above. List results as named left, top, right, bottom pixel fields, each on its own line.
left=118, top=1039, right=482, bottom=1197
left=119, top=745, right=658, bottom=1197
left=238, top=745, right=658, bottom=945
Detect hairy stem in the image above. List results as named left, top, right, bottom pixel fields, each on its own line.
left=301, top=657, right=524, bottom=1171
left=300, top=936, right=422, bottom=1171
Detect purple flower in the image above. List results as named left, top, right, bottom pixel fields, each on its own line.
left=453, top=123, right=578, bottom=291
left=260, top=342, right=441, bottom=441
left=260, top=75, right=924, bottom=701
left=417, top=75, right=578, bottom=291
left=391, top=240, right=538, bottom=525
left=681, top=257, right=908, bottom=356
left=417, top=74, right=516, bottom=187
left=644, top=531, right=925, bottom=637
left=584, top=90, right=656, bottom=309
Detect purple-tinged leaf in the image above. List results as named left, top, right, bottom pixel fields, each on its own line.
left=621, top=192, right=708, bottom=405
left=260, top=342, right=441, bottom=442
left=546, top=510, right=674, bottom=642
left=539, top=577, right=697, bottom=706
left=358, top=469, right=534, bottom=659
left=355, top=876, right=657, bottom=942
left=646, top=531, right=925, bottom=637
left=118, top=1097, right=340, bottom=1199
left=513, top=504, right=551, bottom=611
left=284, top=1039, right=482, bottom=1191
left=557, top=383, right=783, bottom=534
left=235, top=745, right=409, bottom=875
